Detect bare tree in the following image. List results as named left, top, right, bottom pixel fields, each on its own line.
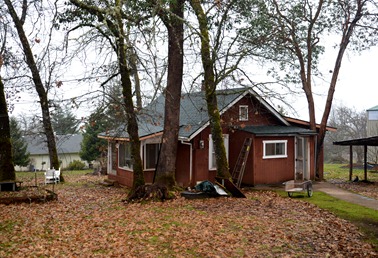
left=68, top=0, right=145, bottom=189
left=4, top=0, right=61, bottom=177
left=325, top=105, right=367, bottom=163
left=237, top=0, right=378, bottom=179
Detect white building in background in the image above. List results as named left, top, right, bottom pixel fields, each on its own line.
left=16, top=134, right=87, bottom=171
left=367, top=105, right=378, bottom=137
left=367, top=105, right=378, bottom=164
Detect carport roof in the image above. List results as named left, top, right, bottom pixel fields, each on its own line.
left=333, top=136, right=378, bottom=146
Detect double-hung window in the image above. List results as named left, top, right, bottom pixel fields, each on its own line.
left=119, top=142, right=133, bottom=169
left=263, top=140, right=287, bottom=159
left=209, top=134, right=229, bottom=170
left=239, top=105, right=249, bottom=121
left=144, top=143, right=160, bottom=170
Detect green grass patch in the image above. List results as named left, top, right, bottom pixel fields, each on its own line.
left=324, top=164, right=378, bottom=181
left=0, top=220, right=17, bottom=233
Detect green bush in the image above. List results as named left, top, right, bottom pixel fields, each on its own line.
left=67, top=160, right=86, bottom=170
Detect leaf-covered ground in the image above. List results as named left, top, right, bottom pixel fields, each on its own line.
left=0, top=175, right=376, bottom=257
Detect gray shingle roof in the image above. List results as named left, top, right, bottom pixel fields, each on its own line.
left=25, top=134, right=83, bottom=155
left=99, top=87, right=292, bottom=140
left=101, top=88, right=250, bottom=140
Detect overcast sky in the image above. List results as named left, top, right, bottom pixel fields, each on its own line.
left=282, top=44, right=378, bottom=122
left=7, top=35, right=378, bottom=124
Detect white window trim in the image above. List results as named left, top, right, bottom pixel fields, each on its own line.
left=209, top=134, right=229, bottom=170
left=263, top=140, right=288, bottom=159
left=239, top=105, right=249, bottom=121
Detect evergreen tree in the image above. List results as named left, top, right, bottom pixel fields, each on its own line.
left=0, top=57, right=16, bottom=181
left=10, top=117, right=30, bottom=167
left=80, top=110, right=108, bottom=164
left=51, top=105, right=80, bottom=135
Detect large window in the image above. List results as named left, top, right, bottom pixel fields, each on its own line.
left=144, top=143, right=160, bottom=170
left=119, top=142, right=133, bottom=169
left=263, top=140, right=287, bottom=159
left=239, top=105, right=249, bottom=121
left=209, top=134, right=229, bottom=170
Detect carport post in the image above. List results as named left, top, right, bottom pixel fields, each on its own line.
left=349, top=145, right=353, bottom=181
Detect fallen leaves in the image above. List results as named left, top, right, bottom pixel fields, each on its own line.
left=0, top=175, right=376, bottom=257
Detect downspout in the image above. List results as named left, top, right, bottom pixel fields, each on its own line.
left=107, top=140, right=112, bottom=174
left=180, top=140, right=193, bottom=185
left=314, top=135, right=318, bottom=180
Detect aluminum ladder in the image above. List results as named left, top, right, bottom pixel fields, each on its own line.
left=232, top=138, right=252, bottom=188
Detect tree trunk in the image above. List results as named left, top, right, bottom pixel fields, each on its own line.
left=154, top=0, right=185, bottom=189
left=190, top=0, right=231, bottom=179
left=0, top=69, right=16, bottom=182
left=5, top=0, right=61, bottom=178
left=316, top=4, right=363, bottom=180
left=114, top=2, right=145, bottom=190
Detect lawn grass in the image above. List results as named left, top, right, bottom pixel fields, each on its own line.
left=15, top=169, right=93, bottom=185
left=324, top=163, right=378, bottom=181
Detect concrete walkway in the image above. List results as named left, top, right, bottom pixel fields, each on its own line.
left=253, top=181, right=378, bottom=210
left=313, top=181, right=378, bottom=211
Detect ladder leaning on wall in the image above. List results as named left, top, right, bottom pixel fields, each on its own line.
left=232, top=138, right=252, bottom=188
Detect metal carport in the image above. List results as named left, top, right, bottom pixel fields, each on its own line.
left=333, top=136, right=378, bottom=181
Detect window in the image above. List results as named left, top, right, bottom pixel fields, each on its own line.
left=368, top=110, right=378, bottom=121
left=209, top=134, right=229, bottom=170
left=263, top=140, right=287, bottom=159
left=118, top=142, right=133, bottom=169
left=144, top=143, right=160, bottom=170
left=239, top=105, right=249, bottom=121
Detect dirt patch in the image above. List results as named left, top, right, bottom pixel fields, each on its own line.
left=0, top=187, right=57, bottom=205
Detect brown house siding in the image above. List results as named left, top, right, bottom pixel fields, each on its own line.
left=252, top=137, right=295, bottom=185
left=222, top=95, right=283, bottom=127
left=228, top=130, right=255, bottom=185
left=175, top=143, right=191, bottom=187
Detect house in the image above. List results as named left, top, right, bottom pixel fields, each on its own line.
left=18, top=134, right=86, bottom=171
left=99, top=87, right=324, bottom=187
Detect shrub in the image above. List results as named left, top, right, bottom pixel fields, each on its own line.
left=67, top=160, right=86, bottom=170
